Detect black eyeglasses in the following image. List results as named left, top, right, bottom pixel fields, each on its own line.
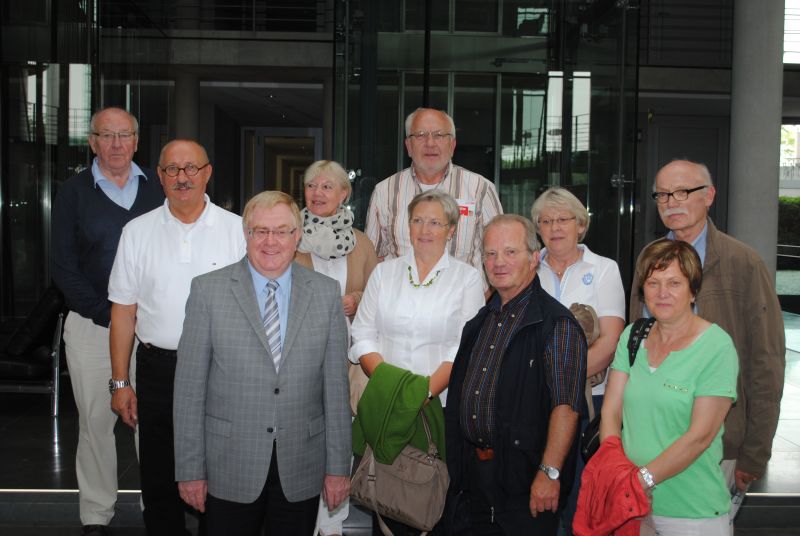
left=651, top=185, right=708, bottom=204
left=160, top=163, right=210, bottom=177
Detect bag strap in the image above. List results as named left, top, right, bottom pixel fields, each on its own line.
left=419, top=409, right=439, bottom=457
left=627, top=317, right=656, bottom=367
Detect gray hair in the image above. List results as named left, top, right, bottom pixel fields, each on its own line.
left=303, top=160, right=352, bottom=202
left=484, top=214, right=541, bottom=253
left=89, top=107, right=139, bottom=135
left=407, top=190, right=461, bottom=227
left=530, top=187, right=590, bottom=241
left=404, top=108, right=457, bottom=139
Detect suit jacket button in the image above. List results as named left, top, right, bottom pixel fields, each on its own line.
left=274, top=388, right=280, bottom=394
left=267, top=427, right=274, bottom=433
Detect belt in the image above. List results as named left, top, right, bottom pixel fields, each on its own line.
left=140, top=343, right=178, bottom=356
left=475, top=446, right=494, bottom=461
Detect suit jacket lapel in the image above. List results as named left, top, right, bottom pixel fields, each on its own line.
left=231, top=257, right=273, bottom=356
left=282, top=262, right=312, bottom=361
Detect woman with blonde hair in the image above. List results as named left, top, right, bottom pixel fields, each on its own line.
left=295, top=160, right=378, bottom=536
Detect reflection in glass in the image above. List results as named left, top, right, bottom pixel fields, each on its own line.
left=502, top=2, right=550, bottom=37
left=405, top=0, right=448, bottom=31
left=499, top=75, right=550, bottom=215
left=454, top=74, right=496, bottom=180
left=455, top=0, right=499, bottom=32
left=571, top=72, right=591, bottom=186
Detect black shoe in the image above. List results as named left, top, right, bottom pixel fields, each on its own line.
left=81, top=525, right=110, bottom=536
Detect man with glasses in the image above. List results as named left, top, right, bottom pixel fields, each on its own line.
left=630, top=159, right=785, bottom=513
left=366, top=108, right=502, bottom=280
left=108, top=139, right=245, bottom=534
left=173, top=191, right=351, bottom=536
left=52, top=107, right=164, bottom=536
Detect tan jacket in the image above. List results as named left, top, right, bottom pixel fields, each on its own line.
left=295, top=227, right=378, bottom=415
left=630, top=219, right=785, bottom=476
left=294, top=228, right=378, bottom=315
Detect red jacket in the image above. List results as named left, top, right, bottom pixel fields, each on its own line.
left=573, top=436, right=651, bottom=536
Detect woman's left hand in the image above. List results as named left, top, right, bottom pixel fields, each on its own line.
left=342, top=294, right=357, bottom=316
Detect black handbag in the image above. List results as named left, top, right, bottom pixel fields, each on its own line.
left=579, top=317, right=655, bottom=462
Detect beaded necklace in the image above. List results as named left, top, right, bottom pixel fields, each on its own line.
left=407, top=265, right=442, bottom=288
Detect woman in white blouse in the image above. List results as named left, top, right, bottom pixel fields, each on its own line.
left=351, top=190, right=484, bottom=535
left=351, top=190, right=485, bottom=406
left=530, top=186, right=626, bottom=536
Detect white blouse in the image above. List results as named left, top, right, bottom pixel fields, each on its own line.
left=538, top=244, right=625, bottom=395
left=350, top=250, right=485, bottom=405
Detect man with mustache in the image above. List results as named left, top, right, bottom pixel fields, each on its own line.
left=630, top=159, right=785, bottom=510
left=108, top=139, right=246, bottom=534
left=52, top=107, right=164, bottom=536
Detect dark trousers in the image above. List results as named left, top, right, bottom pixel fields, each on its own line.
left=137, top=344, right=194, bottom=536
left=459, top=449, right=558, bottom=536
left=205, top=443, right=318, bottom=536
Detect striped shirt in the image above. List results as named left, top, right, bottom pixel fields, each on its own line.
left=460, top=282, right=586, bottom=446
left=365, top=162, right=502, bottom=282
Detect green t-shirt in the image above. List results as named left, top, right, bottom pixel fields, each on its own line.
left=611, top=322, right=738, bottom=518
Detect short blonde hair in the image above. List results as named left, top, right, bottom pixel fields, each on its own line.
left=530, top=187, right=590, bottom=241
left=303, top=160, right=352, bottom=202
left=242, top=191, right=302, bottom=231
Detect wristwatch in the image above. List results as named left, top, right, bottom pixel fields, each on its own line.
left=108, top=378, right=131, bottom=394
left=539, top=463, right=560, bottom=480
left=639, top=466, right=657, bottom=489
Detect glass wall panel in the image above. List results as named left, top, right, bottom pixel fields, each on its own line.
left=502, top=1, right=551, bottom=37
left=453, top=74, right=496, bottom=180
left=455, top=0, right=499, bottom=32
left=348, top=72, right=400, bottom=229
left=1, top=0, right=94, bottom=316
left=499, top=74, right=551, bottom=216
left=404, top=0, right=448, bottom=31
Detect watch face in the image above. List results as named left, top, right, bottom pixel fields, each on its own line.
left=541, top=464, right=559, bottom=480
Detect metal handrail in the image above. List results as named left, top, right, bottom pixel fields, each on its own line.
left=99, top=0, right=329, bottom=33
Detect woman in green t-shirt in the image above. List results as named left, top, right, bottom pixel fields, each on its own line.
left=600, top=238, right=738, bottom=535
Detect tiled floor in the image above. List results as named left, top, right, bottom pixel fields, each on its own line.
left=1, top=314, right=799, bottom=534
left=748, top=312, right=800, bottom=495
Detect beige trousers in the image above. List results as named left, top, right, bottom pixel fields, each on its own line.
left=64, top=312, right=137, bottom=525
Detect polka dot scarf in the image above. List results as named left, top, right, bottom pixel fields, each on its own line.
left=298, top=206, right=356, bottom=259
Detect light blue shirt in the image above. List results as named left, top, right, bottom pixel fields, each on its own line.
left=92, top=157, right=146, bottom=210
left=667, top=220, right=708, bottom=267
left=248, top=261, right=293, bottom=348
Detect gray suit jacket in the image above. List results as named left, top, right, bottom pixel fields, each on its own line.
left=173, top=257, right=351, bottom=503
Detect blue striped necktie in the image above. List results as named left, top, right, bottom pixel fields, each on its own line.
left=263, top=280, right=282, bottom=371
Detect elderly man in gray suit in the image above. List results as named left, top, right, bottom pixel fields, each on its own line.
left=173, top=191, right=351, bottom=535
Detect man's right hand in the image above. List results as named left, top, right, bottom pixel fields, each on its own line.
left=179, top=480, right=208, bottom=513
left=111, top=387, right=138, bottom=429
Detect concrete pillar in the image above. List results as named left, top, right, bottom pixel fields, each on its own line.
left=174, top=72, right=199, bottom=140
left=728, top=0, right=784, bottom=275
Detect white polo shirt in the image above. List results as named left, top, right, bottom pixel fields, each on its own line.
left=108, top=196, right=246, bottom=350
left=538, top=244, right=625, bottom=395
